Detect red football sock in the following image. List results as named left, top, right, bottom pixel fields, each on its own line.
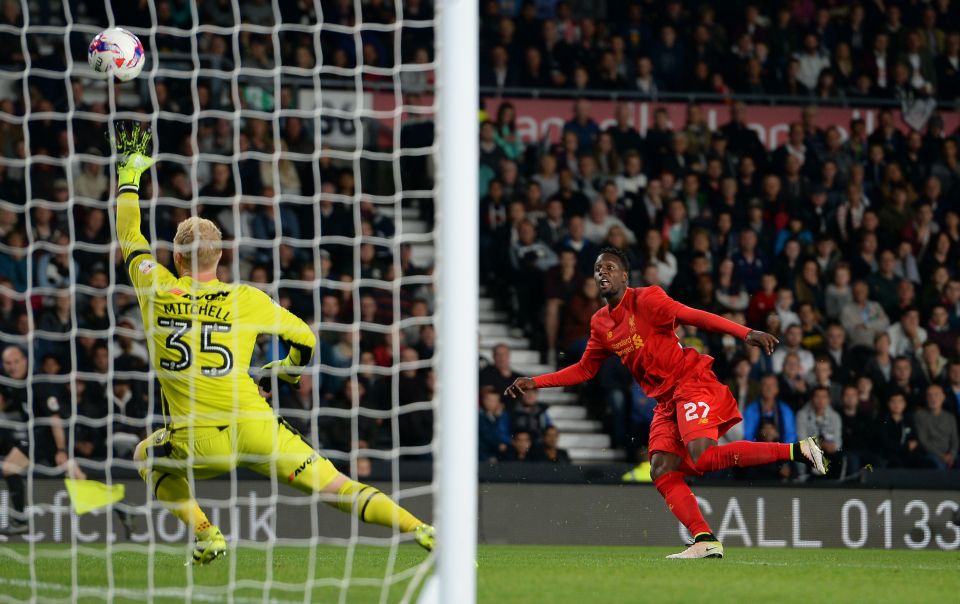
left=693, top=441, right=791, bottom=474
left=653, top=471, right=711, bottom=537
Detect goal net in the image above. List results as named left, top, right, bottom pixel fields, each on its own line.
left=0, top=0, right=476, bottom=602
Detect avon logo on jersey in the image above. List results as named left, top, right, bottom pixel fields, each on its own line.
left=288, top=453, right=317, bottom=482
left=178, top=290, right=230, bottom=301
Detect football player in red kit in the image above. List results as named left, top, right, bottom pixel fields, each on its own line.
left=506, top=248, right=826, bottom=558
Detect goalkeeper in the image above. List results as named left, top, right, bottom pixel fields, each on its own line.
left=113, top=123, right=434, bottom=564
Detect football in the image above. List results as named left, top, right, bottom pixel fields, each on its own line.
left=87, top=27, right=144, bottom=82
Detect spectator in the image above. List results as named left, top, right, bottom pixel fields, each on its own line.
left=794, top=33, right=831, bottom=90
left=886, top=356, right=924, bottom=409
left=478, top=389, right=511, bottom=462
left=0, top=231, right=27, bottom=293
left=772, top=324, right=815, bottom=375
left=742, top=374, right=797, bottom=443
left=559, top=216, right=600, bottom=277
left=536, top=198, right=567, bottom=249
left=824, top=262, right=853, bottom=321
left=822, top=322, right=856, bottom=385
left=917, top=340, right=947, bottom=388
left=543, top=249, right=582, bottom=363
left=105, top=379, right=149, bottom=459
left=397, top=351, right=433, bottom=453
left=732, top=229, right=766, bottom=294
left=926, top=304, right=958, bottom=355
left=720, top=101, right=763, bottom=160
left=480, top=44, right=517, bottom=92
left=890, top=278, right=919, bottom=323
left=796, top=387, right=843, bottom=476
left=479, top=120, right=507, bottom=177
left=561, top=276, right=602, bottom=356
left=876, top=393, right=923, bottom=468
left=914, top=384, right=959, bottom=469
left=797, top=303, right=825, bottom=352
left=840, top=280, right=890, bottom=351
left=722, top=357, right=759, bottom=444
left=562, top=99, right=600, bottom=153
left=640, top=229, right=677, bottom=289
left=510, top=220, right=558, bottom=334
left=606, top=105, right=643, bottom=159
left=532, top=425, right=570, bottom=463
left=0, top=344, right=83, bottom=534
left=503, top=429, right=534, bottom=462
left=36, top=291, right=72, bottom=366
left=746, top=273, right=778, bottom=328
left=864, top=332, right=894, bottom=393
left=807, top=357, right=843, bottom=408
left=887, top=307, right=927, bottom=357
left=945, top=361, right=960, bottom=421
left=840, top=384, right=878, bottom=474
left=935, top=31, right=960, bottom=100
left=773, top=288, right=800, bottom=330
left=583, top=199, right=635, bottom=245
left=479, top=344, right=521, bottom=406
left=866, top=251, right=901, bottom=317
left=650, top=25, right=685, bottom=90
left=510, top=389, right=552, bottom=444
left=198, top=163, right=235, bottom=199
left=779, top=352, right=811, bottom=410
left=856, top=374, right=882, bottom=417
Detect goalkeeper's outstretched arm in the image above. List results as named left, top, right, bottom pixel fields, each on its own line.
left=112, top=122, right=155, bottom=263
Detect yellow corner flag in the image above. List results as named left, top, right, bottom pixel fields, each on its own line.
left=621, top=461, right=652, bottom=483
left=64, top=479, right=125, bottom=515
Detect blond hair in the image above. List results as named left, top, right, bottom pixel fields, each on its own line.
left=173, top=217, right=222, bottom=272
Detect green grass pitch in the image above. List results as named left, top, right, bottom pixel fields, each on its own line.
left=0, top=544, right=956, bottom=603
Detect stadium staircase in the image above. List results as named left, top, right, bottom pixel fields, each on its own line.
left=477, top=294, right=624, bottom=463
left=397, top=205, right=620, bottom=462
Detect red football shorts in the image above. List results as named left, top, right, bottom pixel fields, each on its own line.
left=648, top=374, right=742, bottom=468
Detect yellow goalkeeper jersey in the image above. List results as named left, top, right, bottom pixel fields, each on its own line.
left=115, top=192, right=316, bottom=428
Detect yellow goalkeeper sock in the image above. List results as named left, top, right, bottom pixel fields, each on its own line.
left=153, top=473, right=211, bottom=534
left=335, top=480, right=421, bottom=533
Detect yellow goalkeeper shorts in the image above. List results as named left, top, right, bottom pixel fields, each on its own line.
left=135, top=418, right=341, bottom=493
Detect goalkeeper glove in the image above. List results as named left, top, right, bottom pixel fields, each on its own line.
left=111, top=121, right=154, bottom=194
left=258, top=360, right=301, bottom=393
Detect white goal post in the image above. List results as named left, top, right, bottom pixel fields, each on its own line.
left=436, top=0, right=479, bottom=601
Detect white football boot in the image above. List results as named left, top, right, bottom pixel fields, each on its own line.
left=798, top=436, right=828, bottom=475
left=666, top=540, right=724, bottom=559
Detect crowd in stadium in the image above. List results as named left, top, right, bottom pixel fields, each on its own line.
left=481, top=0, right=960, bottom=102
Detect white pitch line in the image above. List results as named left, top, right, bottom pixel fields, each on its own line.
left=0, top=576, right=305, bottom=604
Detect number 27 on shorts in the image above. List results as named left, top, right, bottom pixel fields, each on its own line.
left=683, top=401, right=711, bottom=424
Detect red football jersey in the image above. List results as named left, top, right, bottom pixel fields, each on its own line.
left=533, top=286, right=750, bottom=407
